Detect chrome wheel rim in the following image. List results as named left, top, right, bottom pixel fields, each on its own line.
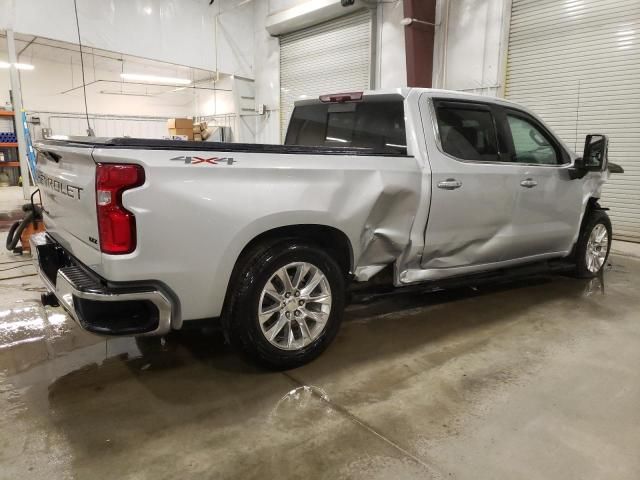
left=586, top=223, right=609, bottom=273
left=258, top=262, right=332, bottom=351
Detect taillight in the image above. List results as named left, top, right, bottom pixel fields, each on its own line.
left=95, top=163, right=145, bottom=254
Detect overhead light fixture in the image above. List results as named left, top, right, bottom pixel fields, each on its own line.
left=0, top=62, right=35, bottom=70
left=120, top=73, right=191, bottom=85
left=99, top=90, right=154, bottom=97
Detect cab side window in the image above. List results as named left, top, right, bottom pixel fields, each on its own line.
left=435, top=103, right=499, bottom=162
left=506, top=114, right=559, bottom=165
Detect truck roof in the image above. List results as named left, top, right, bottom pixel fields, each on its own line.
left=296, top=87, right=529, bottom=112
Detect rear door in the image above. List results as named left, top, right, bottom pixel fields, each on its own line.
left=419, top=96, right=520, bottom=272
left=35, top=143, right=102, bottom=266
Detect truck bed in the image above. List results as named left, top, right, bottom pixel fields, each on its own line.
left=38, top=137, right=409, bottom=157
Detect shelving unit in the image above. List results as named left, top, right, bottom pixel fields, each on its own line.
left=0, top=110, right=21, bottom=187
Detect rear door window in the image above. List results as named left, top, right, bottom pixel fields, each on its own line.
left=285, top=95, right=407, bottom=155
left=434, top=101, right=499, bottom=162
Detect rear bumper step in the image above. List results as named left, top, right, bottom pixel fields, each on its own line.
left=30, top=232, right=172, bottom=336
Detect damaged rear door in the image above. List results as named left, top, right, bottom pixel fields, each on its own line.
left=419, top=96, right=519, bottom=271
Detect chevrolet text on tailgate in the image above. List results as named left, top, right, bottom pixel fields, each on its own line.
left=32, top=88, right=619, bottom=369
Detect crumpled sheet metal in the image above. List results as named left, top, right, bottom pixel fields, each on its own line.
left=350, top=170, right=420, bottom=281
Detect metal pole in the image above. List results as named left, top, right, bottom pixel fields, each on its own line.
left=6, top=29, right=31, bottom=200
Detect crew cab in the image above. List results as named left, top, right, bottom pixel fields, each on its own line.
left=31, top=88, right=616, bottom=368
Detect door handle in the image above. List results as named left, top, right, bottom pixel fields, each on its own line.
left=437, top=178, right=462, bottom=190
left=520, top=178, right=538, bottom=188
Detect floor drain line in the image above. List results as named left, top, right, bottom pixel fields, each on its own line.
left=282, top=371, right=442, bottom=477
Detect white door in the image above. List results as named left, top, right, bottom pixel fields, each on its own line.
left=506, top=0, right=640, bottom=241
left=279, top=9, right=373, bottom=142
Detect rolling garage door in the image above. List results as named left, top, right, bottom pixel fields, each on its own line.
left=506, top=0, right=640, bottom=241
left=279, top=9, right=373, bottom=141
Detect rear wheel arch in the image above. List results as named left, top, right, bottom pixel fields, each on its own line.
left=220, top=224, right=353, bottom=327
left=221, top=230, right=350, bottom=368
left=232, top=224, right=354, bottom=278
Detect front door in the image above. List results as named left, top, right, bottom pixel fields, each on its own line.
left=418, top=95, right=521, bottom=276
left=499, top=107, right=584, bottom=259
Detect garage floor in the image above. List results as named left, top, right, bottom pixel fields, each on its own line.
left=1, top=193, right=639, bottom=480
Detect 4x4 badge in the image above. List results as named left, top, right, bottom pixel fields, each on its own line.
left=170, top=156, right=235, bottom=165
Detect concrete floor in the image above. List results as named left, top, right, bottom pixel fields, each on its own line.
left=1, top=190, right=639, bottom=479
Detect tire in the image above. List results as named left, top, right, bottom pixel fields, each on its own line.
left=573, top=209, right=612, bottom=278
left=227, top=240, right=345, bottom=370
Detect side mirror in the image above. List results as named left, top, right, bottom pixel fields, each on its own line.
left=583, top=134, right=608, bottom=172
left=608, top=162, right=625, bottom=174
left=569, top=134, right=609, bottom=180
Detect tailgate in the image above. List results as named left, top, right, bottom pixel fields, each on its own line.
left=35, top=143, right=101, bottom=266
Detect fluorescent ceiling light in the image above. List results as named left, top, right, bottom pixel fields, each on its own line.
left=120, top=73, right=191, bottom=85
left=0, top=62, right=35, bottom=70
left=99, top=90, right=154, bottom=97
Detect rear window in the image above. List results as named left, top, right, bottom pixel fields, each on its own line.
left=284, top=95, right=407, bottom=155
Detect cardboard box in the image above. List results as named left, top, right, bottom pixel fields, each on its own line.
left=168, top=127, right=193, bottom=140
left=167, top=118, right=193, bottom=129
left=194, top=133, right=202, bottom=141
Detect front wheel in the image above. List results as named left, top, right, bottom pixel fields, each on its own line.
left=573, top=210, right=612, bottom=278
left=227, top=241, right=345, bottom=369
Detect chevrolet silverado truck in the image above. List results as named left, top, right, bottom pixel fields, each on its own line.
left=31, top=88, right=616, bottom=368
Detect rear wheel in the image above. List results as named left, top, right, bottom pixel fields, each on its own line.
left=573, top=210, right=612, bottom=278
left=227, top=241, right=345, bottom=369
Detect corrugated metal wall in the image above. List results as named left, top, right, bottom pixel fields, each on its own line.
left=506, top=0, right=640, bottom=241
left=279, top=9, right=373, bottom=141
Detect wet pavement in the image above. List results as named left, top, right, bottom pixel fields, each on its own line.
left=0, top=242, right=639, bottom=479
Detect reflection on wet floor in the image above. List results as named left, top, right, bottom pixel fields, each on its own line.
left=0, top=209, right=25, bottom=233
left=0, top=255, right=639, bottom=479
left=0, top=265, right=605, bottom=379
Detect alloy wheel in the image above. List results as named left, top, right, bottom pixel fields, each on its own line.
left=585, top=223, right=609, bottom=273
left=258, top=262, right=332, bottom=350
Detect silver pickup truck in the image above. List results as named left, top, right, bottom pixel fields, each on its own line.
left=31, top=88, right=616, bottom=368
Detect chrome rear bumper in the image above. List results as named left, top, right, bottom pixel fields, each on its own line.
left=30, top=232, right=172, bottom=336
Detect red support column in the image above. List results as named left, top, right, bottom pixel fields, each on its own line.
left=403, top=0, right=437, bottom=88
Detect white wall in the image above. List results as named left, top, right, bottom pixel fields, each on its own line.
left=253, top=0, right=281, bottom=144
left=375, top=0, right=406, bottom=89
left=191, top=75, right=235, bottom=118
left=0, top=58, right=195, bottom=117
left=433, top=0, right=510, bottom=97
left=1, top=0, right=254, bottom=77
left=0, top=45, right=240, bottom=138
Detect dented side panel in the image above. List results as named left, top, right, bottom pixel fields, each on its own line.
left=89, top=148, right=422, bottom=320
